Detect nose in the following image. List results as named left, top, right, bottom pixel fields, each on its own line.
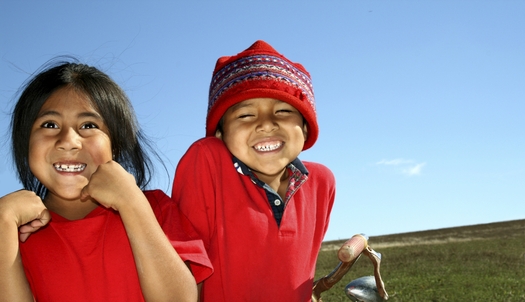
left=56, top=127, right=82, bottom=151
left=256, top=112, right=278, bottom=133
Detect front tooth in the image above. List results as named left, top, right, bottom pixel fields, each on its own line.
left=256, top=143, right=280, bottom=151
left=55, top=164, right=85, bottom=172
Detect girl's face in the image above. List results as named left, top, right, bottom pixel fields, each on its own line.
left=28, top=86, right=112, bottom=205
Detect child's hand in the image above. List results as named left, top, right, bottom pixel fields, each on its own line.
left=0, top=190, right=50, bottom=242
left=80, top=161, right=144, bottom=212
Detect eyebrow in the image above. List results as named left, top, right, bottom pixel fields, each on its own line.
left=229, top=102, right=254, bottom=112
left=36, top=110, right=103, bottom=120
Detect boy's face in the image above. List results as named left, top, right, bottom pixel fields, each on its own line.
left=216, top=97, right=307, bottom=181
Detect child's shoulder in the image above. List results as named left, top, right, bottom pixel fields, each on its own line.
left=179, top=137, right=231, bottom=167
left=302, top=160, right=331, bottom=172
left=187, top=136, right=226, bottom=150
left=143, top=189, right=169, bottom=199
left=142, top=189, right=170, bottom=206
left=185, top=137, right=229, bottom=155
left=301, top=161, right=335, bottom=181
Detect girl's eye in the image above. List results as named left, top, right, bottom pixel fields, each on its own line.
left=41, top=121, right=58, bottom=129
left=81, top=122, right=99, bottom=129
left=238, top=114, right=254, bottom=119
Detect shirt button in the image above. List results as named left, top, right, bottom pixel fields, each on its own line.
left=274, top=199, right=281, bottom=206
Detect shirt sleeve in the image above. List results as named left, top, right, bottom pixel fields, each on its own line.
left=305, top=161, right=337, bottom=238
left=171, top=138, right=226, bottom=250
left=144, top=189, right=213, bottom=284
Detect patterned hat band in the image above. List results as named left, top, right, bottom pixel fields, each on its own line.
left=208, top=55, right=315, bottom=114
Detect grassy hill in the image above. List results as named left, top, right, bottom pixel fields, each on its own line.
left=315, top=219, right=525, bottom=301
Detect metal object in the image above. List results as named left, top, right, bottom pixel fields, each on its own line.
left=312, top=234, right=389, bottom=302
left=345, top=276, right=385, bottom=302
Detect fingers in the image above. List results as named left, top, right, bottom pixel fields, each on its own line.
left=0, top=190, right=48, bottom=226
left=80, top=184, right=91, bottom=201
left=33, top=208, right=51, bottom=227
left=18, top=208, right=51, bottom=242
left=19, top=221, right=45, bottom=242
left=19, top=227, right=35, bottom=242
left=81, top=161, right=139, bottom=211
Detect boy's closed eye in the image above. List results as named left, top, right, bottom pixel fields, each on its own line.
left=276, top=109, right=293, bottom=114
left=275, top=104, right=300, bottom=116
left=235, top=109, right=256, bottom=119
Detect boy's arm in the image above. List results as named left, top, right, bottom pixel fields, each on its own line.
left=171, top=139, right=219, bottom=249
left=81, top=161, right=198, bottom=302
left=0, top=190, right=50, bottom=302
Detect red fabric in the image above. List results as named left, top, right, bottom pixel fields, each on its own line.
left=172, top=137, right=335, bottom=302
left=19, top=189, right=212, bottom=302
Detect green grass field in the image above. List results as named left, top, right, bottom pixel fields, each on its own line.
left=314, top=219, right=525, bottom=301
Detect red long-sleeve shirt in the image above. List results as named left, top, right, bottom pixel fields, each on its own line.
left=172, top=137, right=335, bottom=301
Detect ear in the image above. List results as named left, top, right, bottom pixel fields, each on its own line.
left=302, top=123, right=308, bottom=141
left=215, top=129, right=223, bottom=140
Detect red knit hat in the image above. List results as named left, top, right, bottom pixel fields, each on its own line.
left=206, top=40, right=318, bottom=150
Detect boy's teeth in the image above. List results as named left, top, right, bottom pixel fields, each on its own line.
left=54, top=163, right=86, bottom=172
left=254, top=142, right=281, bottom=152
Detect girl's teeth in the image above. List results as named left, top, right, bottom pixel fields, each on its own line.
left=54, top=164, right=86, bottom=172
left=255, top=143, right=281, bottom=151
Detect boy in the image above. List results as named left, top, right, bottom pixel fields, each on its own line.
left=172, top=40, right=335, bottom=301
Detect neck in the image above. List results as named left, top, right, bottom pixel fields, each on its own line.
left=44, top=195, right=100, bottom=220
left=254, top=168, right=289, bottom=199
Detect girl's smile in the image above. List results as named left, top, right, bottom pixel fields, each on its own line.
left=53, top=162, right=87, bottom=172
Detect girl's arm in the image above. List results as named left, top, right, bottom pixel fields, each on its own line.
left=0, top=190, right=50, bottom=302
left=81, top=161, right=198, bottom=302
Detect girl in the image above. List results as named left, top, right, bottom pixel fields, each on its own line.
left=0, top=60, right=211, bottom=302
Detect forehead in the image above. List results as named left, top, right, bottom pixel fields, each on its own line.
left=228, top=98, right=292, bottom=111
left=39, top=86, right=97, bottom=114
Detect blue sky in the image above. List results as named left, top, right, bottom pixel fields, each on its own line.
left=1, top=1, right=523, bottom=241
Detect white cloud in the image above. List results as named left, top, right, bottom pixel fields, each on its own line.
left=376, top=158, right=413, bottom=166
left=376, top=159, right=426, bottom=176
left=402, top=163, right=426, bottom=176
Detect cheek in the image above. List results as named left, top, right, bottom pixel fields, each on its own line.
left=220, top=131, right=246, bottom=158
left=28, top=135, right=46, bottom=168
left=87, top=137, right=113, bottom=164
left=221, top=135, right=238, bottom=153
left=27, top=148, right=48, bottom=186
left=302, top=124, right=308, bottom=141
left=27, top=150, right=40, bottom=175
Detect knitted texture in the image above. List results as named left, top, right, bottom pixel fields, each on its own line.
left=206, top=40, right=318, bottom=150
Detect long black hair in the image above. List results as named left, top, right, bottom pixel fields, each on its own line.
left=11, top=58, right=160, bottom=197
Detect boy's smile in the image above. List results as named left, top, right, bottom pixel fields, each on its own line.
left=28, top=86, right=112, bottom=210
left=216, top=97, right=307, bottom=187
left=253, top=141, right=282, bottom=152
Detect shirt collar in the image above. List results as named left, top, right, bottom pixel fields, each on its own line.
left=232, top=156, right=309, bottom=178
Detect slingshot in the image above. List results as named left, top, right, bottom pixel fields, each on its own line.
left=312, top=234, right=389, bottom=302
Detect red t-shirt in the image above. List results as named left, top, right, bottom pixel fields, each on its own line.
left=172, top=137, right=335, bottom=302
left=19, top=189, right=212, bottom=302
